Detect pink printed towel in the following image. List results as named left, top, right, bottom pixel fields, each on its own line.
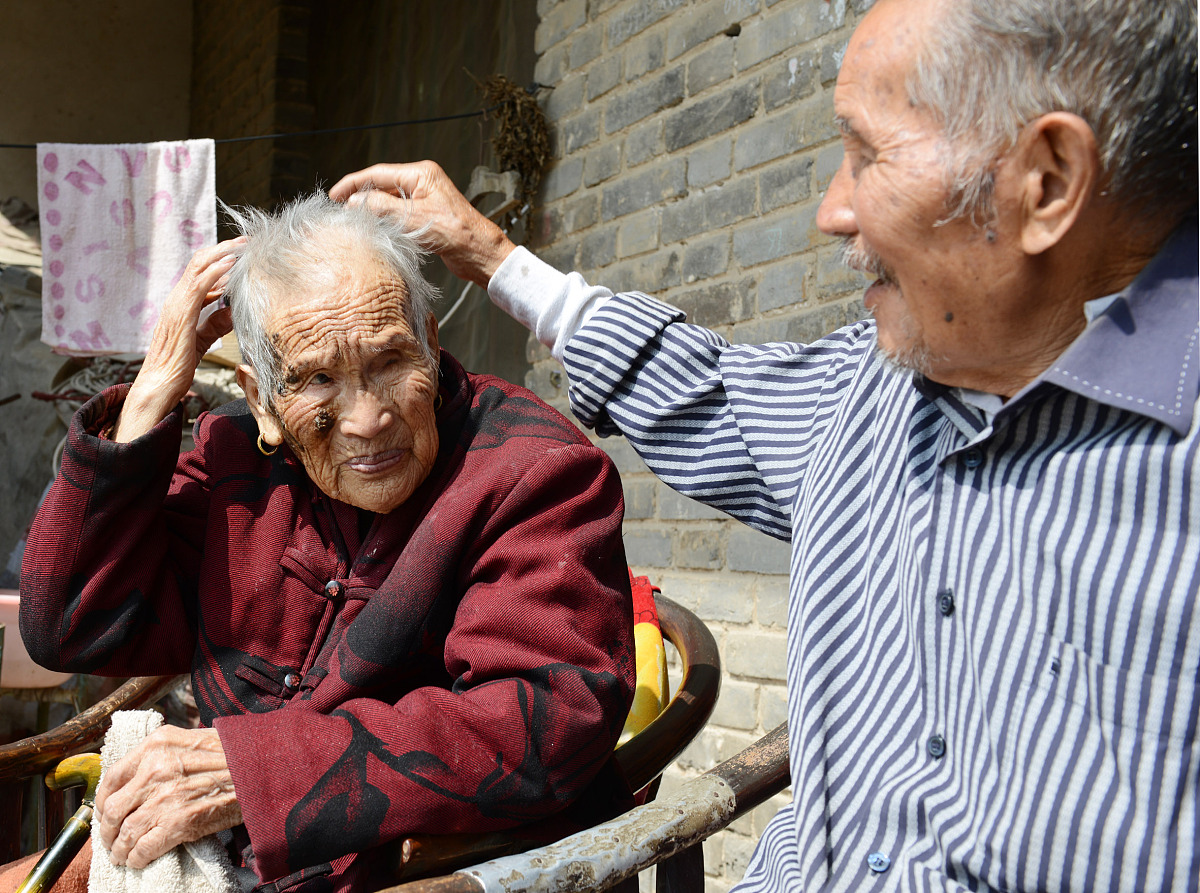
left=36, top=140, right=216, bottom=356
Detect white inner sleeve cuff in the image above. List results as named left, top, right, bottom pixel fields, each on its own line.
left=487, top=246, right=613, bottom=362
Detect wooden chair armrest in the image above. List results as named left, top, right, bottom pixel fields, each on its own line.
left=0, top=675, right=185, bottom=782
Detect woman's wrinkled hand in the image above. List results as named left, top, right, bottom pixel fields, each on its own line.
left=113, top=239, right=243, bottom=442
left=92, top=726, right=242, bottom=870
left=328, top=160, right=516, bottom=288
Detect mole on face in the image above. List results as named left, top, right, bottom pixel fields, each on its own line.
left=314, top=408, right=335, bottom=435
left=944, top=311, right=954, bottom=323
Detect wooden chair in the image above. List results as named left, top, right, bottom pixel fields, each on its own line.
left=1, top=592, right=720, bottom=892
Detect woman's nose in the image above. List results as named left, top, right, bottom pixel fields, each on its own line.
left=339, top=388, right=394, bottom=438
left=816, top=155, right=857, bottom=237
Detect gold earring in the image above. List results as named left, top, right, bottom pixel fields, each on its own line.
left=257, top=433, right=278, bottom=457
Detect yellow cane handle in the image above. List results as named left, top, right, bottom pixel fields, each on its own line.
left=46, top=752, right=102, bottom=803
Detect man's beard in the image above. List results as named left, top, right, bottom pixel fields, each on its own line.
left=836, top=237, right=938, bottom=377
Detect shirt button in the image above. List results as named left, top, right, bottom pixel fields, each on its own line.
left=866, top=852, right=891, bottom=873
left=324, top=579, right=345, bottom=599
left=927, top=734, right=947, bottom=759
left=963, top=448, right=983, bottom=468
left=283, top=673, right=301, bottom=690
left=938, top=589, right=955, bottom=616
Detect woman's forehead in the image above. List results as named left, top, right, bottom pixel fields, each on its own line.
left=266, top=265, right=417, bottom=358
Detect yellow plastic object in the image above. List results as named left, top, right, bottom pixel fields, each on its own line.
left=618, top=617, right=670, bottom=745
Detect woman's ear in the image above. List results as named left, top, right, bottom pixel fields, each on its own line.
left=236, top=364, right=284, bottom=446
left=1014, top=112, right=1100, bottom=255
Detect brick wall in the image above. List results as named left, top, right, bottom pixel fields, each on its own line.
left=527, top=1, right=870, bottom=888
left=190, top=0, right=314, bottom=209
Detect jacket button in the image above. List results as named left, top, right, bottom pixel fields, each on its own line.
left=324, top=580, right=345, bottom=599
left=283, top=673, right=301, bottom=690
left=927, top=734, right=947, bottom=759
left=963, top=448, right=983, bottom=468
left=866, top=852, right=891, bottom=873
left=938, top=589, right=955, bottom=616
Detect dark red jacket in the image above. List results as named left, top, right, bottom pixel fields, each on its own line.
left=21, top=352, right=635, bottom=893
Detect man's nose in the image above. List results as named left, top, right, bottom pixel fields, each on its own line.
left=339, top=388, right=394, bottom=438
left=816, top=156, right=856, bottom=236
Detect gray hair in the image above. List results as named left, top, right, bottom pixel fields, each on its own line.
left=907, top=0, right=1197, bottom=224
left=222, top=192, right=440, bottom=404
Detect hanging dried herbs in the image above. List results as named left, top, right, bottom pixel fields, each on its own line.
left=480, top=75, right=550, bottom=206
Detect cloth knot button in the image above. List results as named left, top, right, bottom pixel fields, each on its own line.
left=938, top=589, right=955, bottom=616
left=927, top=734, right=947, bottom=759
left=283, top=673, right=301, bottom=691
left=867, top=852, right=891, bottom=873
left=963, top=448, right=984, bottom=468
left=324, top=579, right=345, bottom=599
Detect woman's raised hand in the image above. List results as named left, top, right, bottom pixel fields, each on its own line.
left=113, top=239, right=243, bottom=443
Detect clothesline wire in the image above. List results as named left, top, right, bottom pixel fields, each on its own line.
left=0, top=105, right=500, bottom=150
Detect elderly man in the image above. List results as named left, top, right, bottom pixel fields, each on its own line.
left=330, top=0, right=1198, bottom=889
left=17, top=194, right=635, bottom=893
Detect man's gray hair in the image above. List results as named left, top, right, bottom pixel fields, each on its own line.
left=908, top=0, right=1197, bottom=224
left=223, top=192, right=440, bottom=404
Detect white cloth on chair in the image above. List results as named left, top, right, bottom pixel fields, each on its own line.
left=36, top=140, right=216, bottom=356
left=89, top=710, right=239, bottom=893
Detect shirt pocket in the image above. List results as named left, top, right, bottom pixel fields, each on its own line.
left=981, top=629, right=1198, bottom=893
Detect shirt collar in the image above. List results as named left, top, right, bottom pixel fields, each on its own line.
left=1033, top=217, right=1199, bottom=435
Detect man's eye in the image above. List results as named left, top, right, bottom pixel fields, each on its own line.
left=310, top=372, right=333, bottom=386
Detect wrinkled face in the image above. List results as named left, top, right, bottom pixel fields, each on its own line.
left=245, top=249, right=440, bottom=513
left=816, top=0, right=1028, bottom=387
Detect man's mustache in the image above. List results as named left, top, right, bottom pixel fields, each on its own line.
left=837, top=237, right=893, bottom=282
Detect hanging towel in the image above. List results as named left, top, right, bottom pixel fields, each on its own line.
left=89, top=710, right=240, bottom=893
left=36, top=140, right=216, bottom=356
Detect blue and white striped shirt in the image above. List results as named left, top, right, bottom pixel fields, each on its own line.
left=491, top=222, right=1198, bottom=891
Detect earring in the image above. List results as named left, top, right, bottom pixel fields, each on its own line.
left=257, top=433, right=278, bottom=457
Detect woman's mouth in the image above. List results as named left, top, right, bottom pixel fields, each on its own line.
left=346, top=449, right=406, bottom=474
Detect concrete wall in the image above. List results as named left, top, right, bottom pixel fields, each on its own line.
left=525, top=1, right=870, bottom=888
left=0, top=0, right=193, bottom=207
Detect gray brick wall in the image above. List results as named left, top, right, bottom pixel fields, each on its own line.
left=528, top=1, right=873, bottom=888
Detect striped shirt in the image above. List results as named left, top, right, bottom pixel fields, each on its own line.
left=490, top=220, right=1199, bottom=891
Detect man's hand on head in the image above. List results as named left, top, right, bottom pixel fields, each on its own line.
left=93, top=726, right=242, bottom=870
left=329, top=160, right=517, bottom=289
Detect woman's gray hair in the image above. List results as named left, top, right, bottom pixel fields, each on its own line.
left=222, top=192, right=441, bottom=404
left=907, top=0, right=1197, bottom=225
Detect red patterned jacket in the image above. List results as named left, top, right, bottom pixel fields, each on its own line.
left=20, top=352, right=635, bottom=893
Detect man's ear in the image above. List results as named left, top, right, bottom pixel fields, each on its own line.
left=235, top=364, right=284, bottom=446
left=425, top=312, right=440, bottom=359
left=1014, top=112, right=1100, bottom=255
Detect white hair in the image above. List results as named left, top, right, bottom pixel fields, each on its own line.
left=907, top=0, right=1197, bottom=224
left=222, top=192, right=441, bottom=404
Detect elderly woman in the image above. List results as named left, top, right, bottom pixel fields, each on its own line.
left=18, top=194, right=635, bottom=893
